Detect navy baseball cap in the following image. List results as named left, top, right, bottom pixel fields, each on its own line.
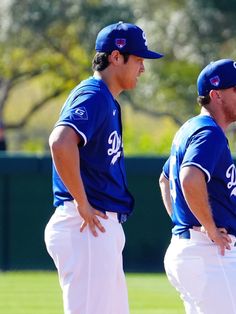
left=95, top=21, right=163, bottom=59
left=197, top=59, right=236, bottom=96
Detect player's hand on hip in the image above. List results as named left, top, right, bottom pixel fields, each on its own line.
left=207, top=228, right=232, bottom=256
left=75, top=202, right=108, bottom=237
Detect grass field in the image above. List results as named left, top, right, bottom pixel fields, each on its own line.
left=0, top=272, right=184, bottom=314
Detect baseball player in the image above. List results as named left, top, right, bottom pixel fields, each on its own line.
left=159, top=59, right=236, bottom=314
left=44, top=21, right=163, bottom=314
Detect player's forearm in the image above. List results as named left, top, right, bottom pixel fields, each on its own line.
left=180, top=166, right=218, bottom=234
left=159, top=172, right=173, bottom=217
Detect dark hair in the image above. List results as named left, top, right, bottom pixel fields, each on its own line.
left=197, top=95, right=211, bottom=106
left=92, top=52, right=130, bottom=71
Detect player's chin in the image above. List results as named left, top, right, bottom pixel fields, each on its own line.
left=125, top=81, right=137, bottom=90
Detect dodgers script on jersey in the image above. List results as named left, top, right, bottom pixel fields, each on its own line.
left=163, top=115, right=236, bottom=236
left=52, top=76, right=134, bottom=220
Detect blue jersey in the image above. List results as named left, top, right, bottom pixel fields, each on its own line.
left=163, top=115, right=236, bottom=236
left=52, top=76, right=134, bottom=220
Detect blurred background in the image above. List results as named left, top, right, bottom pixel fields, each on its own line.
left=1, top=0, right=236, bottom=154
left=1, top=0, right=236, bottom=272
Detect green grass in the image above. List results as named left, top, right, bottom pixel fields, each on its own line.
left=0, top=272, right=184, bottom=314
left=127, top=273, right=184, bottom=314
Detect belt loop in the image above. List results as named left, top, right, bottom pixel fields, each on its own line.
left=178, top=230, right=191, bottom=239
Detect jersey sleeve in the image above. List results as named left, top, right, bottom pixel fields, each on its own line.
left=181, top=127, right=226, bottom=182
left=55, top=92, right=108, bottom=146
left=163, top=157, right=170, bottom=179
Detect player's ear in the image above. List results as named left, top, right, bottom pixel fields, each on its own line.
left=209, top=89, right=221, bottom=101
left=109, top=50, right=122, bottom=64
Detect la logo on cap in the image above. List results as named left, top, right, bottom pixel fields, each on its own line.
left=142, top=32, right=148, bottom=47
left=210, top=75, right=220, bottom=87
left=115, top=38, right=126, bottom=49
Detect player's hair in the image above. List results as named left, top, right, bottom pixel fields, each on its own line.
left=92, top=52, right=130, bottom=71
left=197, top=95, right=211, bottom=106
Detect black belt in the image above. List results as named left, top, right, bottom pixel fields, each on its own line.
left=106, top=212, right=128, bottom=224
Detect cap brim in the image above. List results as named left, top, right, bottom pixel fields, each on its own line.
left=132, top=50, right=164, bottom=59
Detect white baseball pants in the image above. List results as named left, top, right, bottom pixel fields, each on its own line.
left=164, top=229, right=236, bottom=314
left=44, top=201, right=129, bottom=314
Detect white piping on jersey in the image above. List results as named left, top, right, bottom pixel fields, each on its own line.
left=181, top=162, right=211, bottom=183
left=55, top=122, right=87, bottom=146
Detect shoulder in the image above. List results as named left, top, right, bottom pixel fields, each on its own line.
left=192, top=116, right=225, bottom=140
left=65, top=77, right=112, bottom=112
left=173, top=115, right=226, bottom=152
left=181, top=115, right=225, bottom=140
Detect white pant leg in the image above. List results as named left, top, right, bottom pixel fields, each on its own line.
left=164, top=229, right=236, bottom=314
left=44, top=201, right=129, bottom=314
left=111, top=252, right=129, bottom=314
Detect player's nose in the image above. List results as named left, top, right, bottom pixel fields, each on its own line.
left=140, top=62, right=145, bottom=73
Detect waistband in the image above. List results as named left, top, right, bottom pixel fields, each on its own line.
left=58, top=201, right=127, bottom=223
left=177, top=230, right=191, bottom=239
left=173, top=229, right=236, bottom=246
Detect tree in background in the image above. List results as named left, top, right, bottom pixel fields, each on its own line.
left=0, top=0, right=134, bottom=150
left=1, top=0, right=236, bottom=153
left=124, top=0, right=236, bottom=125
